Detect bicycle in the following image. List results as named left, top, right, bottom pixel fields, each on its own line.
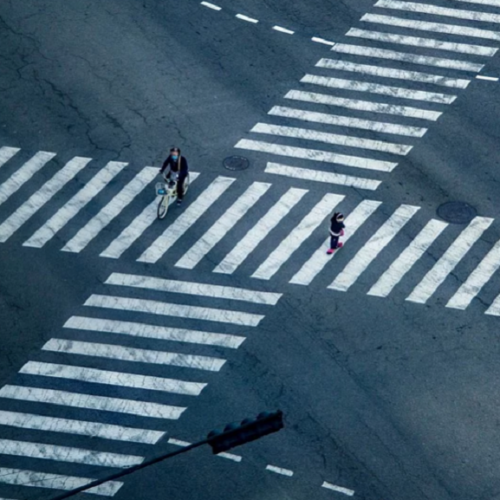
left=155, top=173, right=190, bottom=219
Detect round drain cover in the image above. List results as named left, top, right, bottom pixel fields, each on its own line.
left=437, top=201, right=477, bottom=224
left=223, top=155, right=250, bottom=171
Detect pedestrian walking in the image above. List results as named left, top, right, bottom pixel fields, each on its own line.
left=327, top=212, right=345, bottom=255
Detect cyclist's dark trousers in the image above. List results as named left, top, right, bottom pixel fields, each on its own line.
left=177, top=173, right=187, bottom=200
left=330, top=235, right=340, bottom=249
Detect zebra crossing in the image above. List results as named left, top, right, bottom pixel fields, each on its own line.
left=2, top=147, right=500, bottom=313
left=234, top=0, right=500, bottom=190
left=0, top=272, right=280, bottom=498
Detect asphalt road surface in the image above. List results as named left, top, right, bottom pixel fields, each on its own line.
left=2, top=0, right=500, bottom=499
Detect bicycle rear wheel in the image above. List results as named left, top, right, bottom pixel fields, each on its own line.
left=157, top=196, right=169, bottom=219
left=182, top=174, right=190, bottom=195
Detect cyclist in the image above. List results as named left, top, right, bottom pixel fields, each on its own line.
left=159, top=147, right=189, bottom=205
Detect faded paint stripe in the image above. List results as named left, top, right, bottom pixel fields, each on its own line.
left=84, top=294, right=264, bottom=327
left=105, top=273, right=281, bottom=305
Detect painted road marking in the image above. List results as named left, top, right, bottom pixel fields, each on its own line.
left=264, top=163, right=381, bottom=190
left=331, top=43, right=484, bottom=72
left=316, top=59, right=471, bottom=88
left=105, top=273, right=282, bottom=305
left=0, top=409, right=164, bottom=444
left=375, top=0, right=500, bottom=24
left=137, top=176, right=235, bottom=264
left=361, top=13, right=500, bottom=42
left=273, top=25, right=294, bottom=35
left=0, top=151, right=56, bottom=207
left=329, top=205, right=420, bottom=292
left=0, top=439, right=143, bottom=467
left=251, top=123, right=413, bottom=155
left=312, top=37, right=335, bottom=46
left=321, top=481, right=355, bottom=496
left=265, top=465, right=294, bottom=476
left=84, top=294, right=265, bottom=326
left=62, top=166, right=157, bottom=253
left=270, top=105, right=429, bottom=136
left=407, top=217, right=494, bottom=304
left=285, top=89, right=442, bottom=120
left=0, top=385, right=186, bottom=419
left=476, top=75, right=499, bottom=81
left=23, top=161, right=127, bottom=248
left=252, top=193, right=344, bottom=280
left=0, top=146, right=20, bottom=168
left=0, top=467, right=122, bottom=496
left=346, top=28, right=498, bottom=56
left=368, top=219, right=448, bottom=297
left=20, top=361, right=207, bottom=396
left=447, top=239, right=500, bottom=310
left=64, top=316, right=246, bottom=349
left=236, top=13, right=258, bottom=23
left=43, top=338, right=226, bottom=372
left=0, top=157, right=90, bottom=243
left=201, top=1, right=221, bottom=11
left=176, top=182, right=271, bottom=269
left=167, top=438, right=242, bottom=462
left=302, top=74, right=457, bottom=104
left=290, top=200, right=381, bottom=286
left=236, top=138, right=397, bottom=171
left=214, top=188, right=308, bottom=274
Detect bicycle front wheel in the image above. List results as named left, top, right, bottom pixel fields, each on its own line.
left=157, top=196, right=169, bottom=219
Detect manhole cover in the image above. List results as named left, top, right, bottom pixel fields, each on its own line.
left=437, top=201, right=477, bottom=224
left=223, top=155, right=250, bottom=171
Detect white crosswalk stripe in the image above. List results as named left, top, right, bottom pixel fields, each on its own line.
left=0, top=146, right=20, bottom=168
left=62, top=167, right=157, bottom=253
left=0, top=157, right=90, bottom=242
left=361, top=13, right=500, bottom=41
left=64, top=316, right=246, bottom=349
left=0, top=410, right=164, bottom=444
left=0, top=439, right=144, bottom=467
left=100, top=172, right=200, bottom=259
left=252, top=193, right=344, bottom=280
left=84, top=294, right=265, bottom=326
left=301, top=74, right=456, bottom=104
left=0, top=385, right=186, bottom=419
left=23, top=161, right=127, bottom=248
left=20, top=361, right=207, bottom=396
left=329, top=205, right=420, bottom=292
left=0, top=151, right=56, bottom=207
left=176, top=182, right=271, bottom=269
left=270, top=105, right=429, bottom=136
left=407, top=217, right=494, bottom=304
left=368, top=219, right=448, bottom=297
left=458, top=0, right=500, bottom=6
left=285, top=89, right=442, bottom=120
left=447, top=239, right=500, bottom=310
left=375, top=0, right=500, bottom=24
left=264, top=163, right=381, bottom=190
left=137, top=176, right=235, bottom=264
left=251, top=123, right=413, bottom=155
left=104, top=272, right=282, bottom=304
left=330, top=43, right=484, bottom=72
left=214, top=187, right=308, bottom=274
left=346, top=28, right=498, bottom=56
left=0, top=467, right=123, bottom=496
left=235, top=139, right=398, bottom=171
left=43, top=338, right=226, bottom=372
left=290, top=200, right=382, bottom=286
left=316, top=59, right=471, bottom=88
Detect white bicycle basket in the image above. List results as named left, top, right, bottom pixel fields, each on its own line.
left=155, top=182, right=167, bottom=196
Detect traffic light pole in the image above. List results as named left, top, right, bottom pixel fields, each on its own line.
left=49, top=437, right=211, bottom=500
left=47, top=411, right=284, bottom=500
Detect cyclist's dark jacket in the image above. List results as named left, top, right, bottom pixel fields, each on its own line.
left=160, top=155, right=189, bottom=177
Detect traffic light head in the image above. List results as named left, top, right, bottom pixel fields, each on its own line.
left=207, top=410, right=284, bottom=454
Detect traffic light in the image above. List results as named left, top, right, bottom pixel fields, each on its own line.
left=207, top=410, right=284, bottom=454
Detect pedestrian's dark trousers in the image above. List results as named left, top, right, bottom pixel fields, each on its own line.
left=177, top=172, right=187, bottom=200
left=330, top=235, right=340, bottom=249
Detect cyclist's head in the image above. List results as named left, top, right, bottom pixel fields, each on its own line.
left=170, top=147, right=180, bottom=160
